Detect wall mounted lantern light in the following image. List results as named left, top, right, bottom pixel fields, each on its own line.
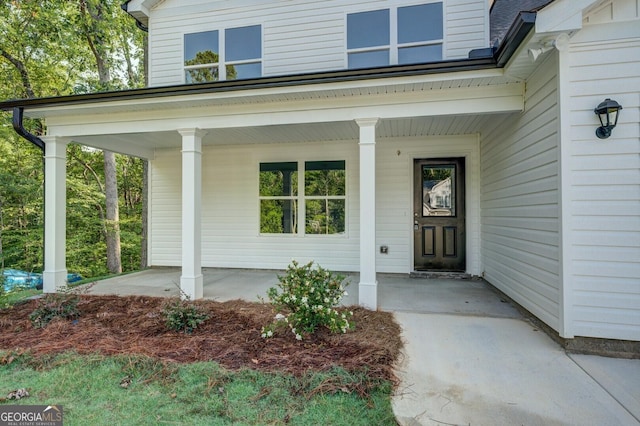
left=594, top=98, right=622, bottom=139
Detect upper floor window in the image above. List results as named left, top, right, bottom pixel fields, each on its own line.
left=347, top=3, right=443, bottom=69
left=184, top=25, right=261, bottom=83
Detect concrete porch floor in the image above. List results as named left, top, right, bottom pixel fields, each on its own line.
left=82, top=267, right=640, bottom=425
left=82, top=267, right=520, bottom=317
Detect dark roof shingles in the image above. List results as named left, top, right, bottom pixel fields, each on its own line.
left=490, top=0, right=555, bottom=47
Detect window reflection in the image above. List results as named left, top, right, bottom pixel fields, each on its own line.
left=422, top=166, right=455, bottom=216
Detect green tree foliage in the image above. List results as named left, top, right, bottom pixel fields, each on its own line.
left=0, top=0, right=145, bottom=278
left=185, top=50, right=237, bottom=83
left=0, top=131, right=44, bottom=272
left=304, top=168, right=345, bottom=235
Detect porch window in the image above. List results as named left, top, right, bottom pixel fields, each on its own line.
left=305, top=161, right=346, bottom=235
left=259, top=162, right=298, bottom=234
left=184, top=25, right=261, bottom=83
left=347, top=2, right=443, bottom=69
left=259, top=161, right=346, bottom=235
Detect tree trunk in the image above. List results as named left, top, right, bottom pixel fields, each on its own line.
left=79, top=0, right=122, bottom=274
left=104, top=150, right=122, bottom=274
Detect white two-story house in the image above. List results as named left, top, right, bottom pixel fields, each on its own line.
left=2, top=0, right=639, bottom=344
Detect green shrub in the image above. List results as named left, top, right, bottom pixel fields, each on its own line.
left=29, top=292, right=80, bottom=328
left=161, top=298, right=209, bottom=333
left=262, top=260, right=353, bottom=340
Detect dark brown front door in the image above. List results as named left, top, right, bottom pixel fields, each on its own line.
left=413, top=158, right=465, bottom=271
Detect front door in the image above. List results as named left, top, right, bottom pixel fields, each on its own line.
left=413, top=158, right=465, bottom=271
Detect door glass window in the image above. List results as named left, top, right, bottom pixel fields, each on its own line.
left=422, top=165, right=455, bottom=216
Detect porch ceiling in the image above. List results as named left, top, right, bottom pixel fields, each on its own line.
left=70, top=113, right=511, bottom=156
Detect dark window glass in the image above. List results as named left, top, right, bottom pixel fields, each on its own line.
left=305, top=161, right=346, bottom=196
left=398, top=3, right=443, bottom=44
left=259, top=162, right=298, bottom=197
left=306, top=199, right=345, bottom=234
left=398, top=44, right=442, bottom=64
left=347, top=9, right=390, bottom=49
left=228, top=62, right=262, bottom=80
left=184, top=31, right=219, bottom=65
left=185, top=68, right=218, bottom=83
left=260, top=199, right=298, bottom=234
left=348, top=50, right=389, bottom=69
left=226, top=25, right=261, bottom=61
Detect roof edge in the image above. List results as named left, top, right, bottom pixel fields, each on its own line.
left=0, top=57, right=497, bottom=111
left=494, top=11, right=538, bottom=68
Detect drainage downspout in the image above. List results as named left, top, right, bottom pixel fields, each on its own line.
left=12, top=107, right=45, bottom=151
left=12, top=107, right=46, bottom=279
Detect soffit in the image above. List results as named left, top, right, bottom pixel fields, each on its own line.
left=70, top=113, right=511, bottom=158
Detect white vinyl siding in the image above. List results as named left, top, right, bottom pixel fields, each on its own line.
left=565, top=16, right=640, bottom=341
left=149, top=149, right=182, bottom=266
left=376, top=135, right=481, bottom=274
left=480, top=53, right=561, bottom=331
left=147, top=0, right=488, bottom=87
left=149, top=135, right=481, bottom=275
left=151, top=141, right=360, bottom=271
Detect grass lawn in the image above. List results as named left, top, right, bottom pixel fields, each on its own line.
left=0, top=352, right=396, bottom=425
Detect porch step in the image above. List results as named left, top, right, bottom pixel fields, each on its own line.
left=410, top=271, right=476, bottom=280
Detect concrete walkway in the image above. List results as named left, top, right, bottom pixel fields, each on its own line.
left=83, top=268, right=640, bottom=425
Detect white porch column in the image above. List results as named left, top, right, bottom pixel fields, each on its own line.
left=41, top=136, right=68, bottom=293
left=178, top=129, right=207, bottom=300
left=356, top=118, right=379, bottom=309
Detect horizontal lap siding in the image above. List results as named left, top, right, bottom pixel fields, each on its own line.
left=150, top=150, right=182, bottom=266
left=148, top=0, right=488, bottom=86
left=150, top=135, right=479, bottom=274
left=376, top=135, right=481, bottom=274
left=151, top=141, right=361, bottom=272
left=567, top=17, right=640, bottom=340
left=445, top=0, right=487, bottom=58
left=480, top=54, right=561, bottom=331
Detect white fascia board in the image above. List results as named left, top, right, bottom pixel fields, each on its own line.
left=45, top=82, right=523, bottom=137
left=28, top=68, right=512, bottom=119
left=536, top=0, right=600, bottom=33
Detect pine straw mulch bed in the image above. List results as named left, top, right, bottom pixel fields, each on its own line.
left=0, top=295, right=403, bottom=384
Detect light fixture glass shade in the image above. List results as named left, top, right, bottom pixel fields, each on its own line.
left=594, top=98, right=622, bottom=139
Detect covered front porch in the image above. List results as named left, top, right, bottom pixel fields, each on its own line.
left=81, top=267, right=521, bottom=318
left=30, top=66, right=526, bottom=310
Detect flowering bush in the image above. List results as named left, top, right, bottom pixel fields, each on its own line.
left=262, top=260, right=353, bottom=340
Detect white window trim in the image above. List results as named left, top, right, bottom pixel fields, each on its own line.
left=258, top=160, right=348, bottom=238
left=183, top=25, right=263, bottom=83
left=344, top=1, right=444, bottom=68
